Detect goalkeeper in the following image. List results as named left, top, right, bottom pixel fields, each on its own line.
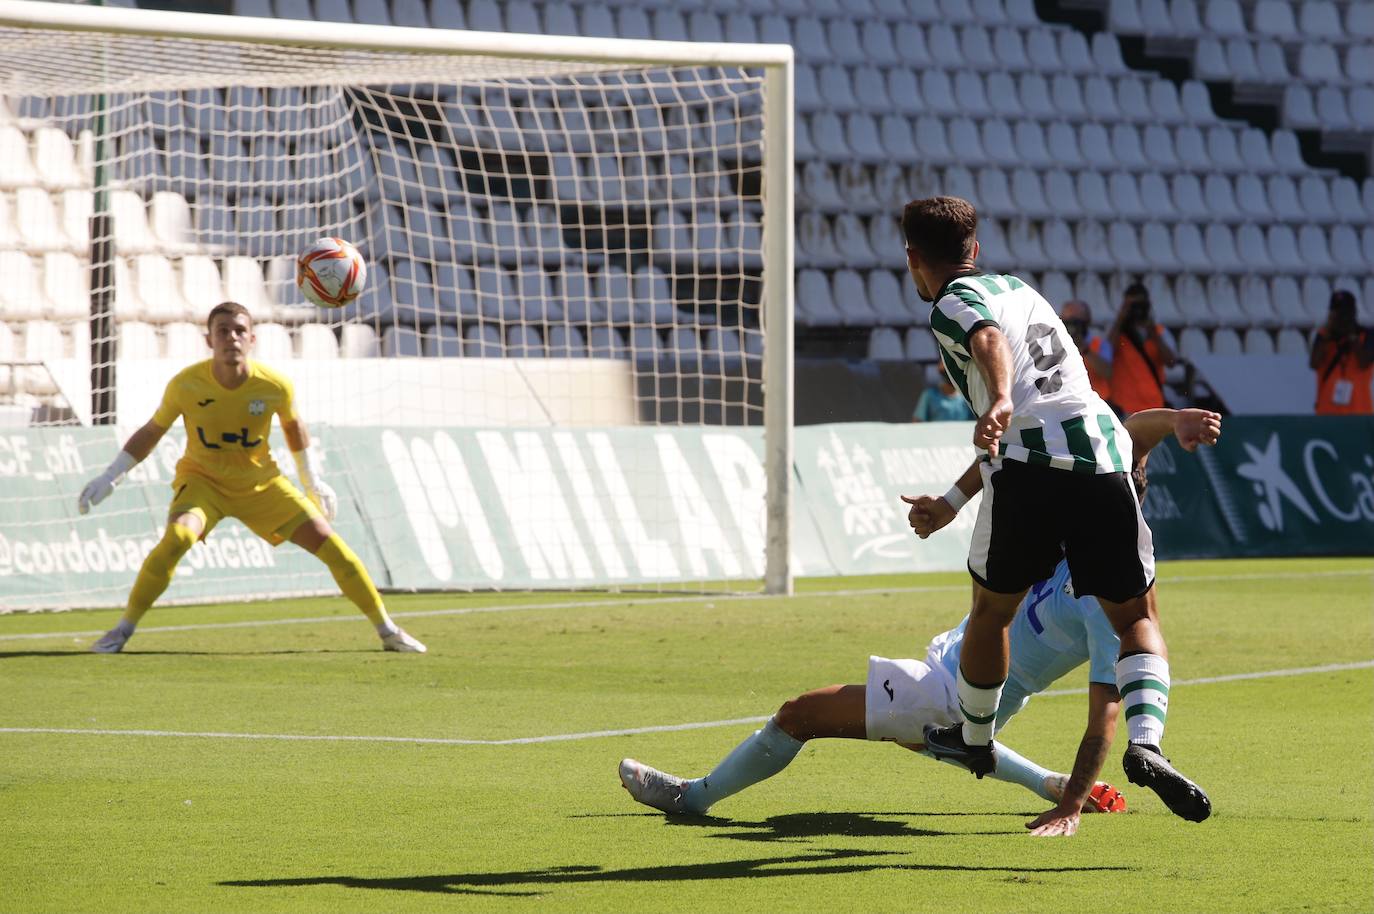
left=620, top=408, right=1218, bottom=836
left=78, top=301, right=426, bottom=654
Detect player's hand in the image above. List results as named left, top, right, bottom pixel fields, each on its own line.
left=77, top=474, right=114, bottom=515
left=1172, top=408, right=1221, bottom=452
left=307, top=480, right=338, bottom=521
left=1026, top=804, right=1081, bottom=837
left=900, top=494, right=955, bottom=539
left=973, top=398, right=1012, bottom=457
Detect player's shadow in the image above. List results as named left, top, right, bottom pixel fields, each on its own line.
left=0, top=648, right=375, bottom=659
left=573, top=810, right=1037, bottom=842
left=221, top=849, right=1128, bottom=898
left=664, top=810, right=1015, bottom=841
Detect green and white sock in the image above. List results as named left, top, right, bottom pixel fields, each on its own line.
left=956, top=667, right=1003, bottom=747
left=1117, top=652, right=1169, bottom=748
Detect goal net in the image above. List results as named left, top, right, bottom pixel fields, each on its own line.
left=0, top=1, right=793, bottom=610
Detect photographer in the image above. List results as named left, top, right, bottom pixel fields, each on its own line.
left=1310, top=289, right=1373, bottom=415
left=1060, top=299, right=1114, bottom=404
left=1107, top=282, right=1178, bottom=416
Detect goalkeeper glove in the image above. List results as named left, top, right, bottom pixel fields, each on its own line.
left=77, top=450, right=138, bottom=515
left=291, top=445, right=337, bottom=521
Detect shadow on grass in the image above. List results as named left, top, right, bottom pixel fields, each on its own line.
left=0, top=649, right=374, bottom=659
left=575, top=810, right=1040, bottom=841
left=221, top=849, right=1129, bottom=898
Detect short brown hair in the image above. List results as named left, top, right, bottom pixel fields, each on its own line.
left=206, top=301, right=252, bottom=331
left=901, top=196, right=978, bottom=266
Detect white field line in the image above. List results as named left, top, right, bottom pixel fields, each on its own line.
left=1, top=567, right=1368, bottom=644
left=1, top=660, right=1369, bottom=748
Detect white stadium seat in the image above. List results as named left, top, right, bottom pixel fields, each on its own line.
left=1243, top=328, right=1276, bottom=356
left=118, top=321, right=161, bottom=359
left=31, top=127, right=84, bottom=191
left=42, top=252, right=88, bottom=321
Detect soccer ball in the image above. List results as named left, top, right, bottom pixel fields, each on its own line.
left=296, top=237, right=366, bottom=308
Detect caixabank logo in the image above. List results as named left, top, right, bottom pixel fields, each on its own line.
left=1235, top=431, right=1374, bottom=533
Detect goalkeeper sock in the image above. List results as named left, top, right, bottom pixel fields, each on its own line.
left=313, top=533, right=390, bottom=629
left=1117, top=652, right=1169, bottom=748
left=680, top=718, right=803, bottom=814
left=123, top=523, right=197, bottom=624
left=956, top=667, right=1004, bottom=747
left=986, top=742, right=1056, bottom=802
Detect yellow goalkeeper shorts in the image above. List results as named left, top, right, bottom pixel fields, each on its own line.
left=168, top=472, right=320, bottom=546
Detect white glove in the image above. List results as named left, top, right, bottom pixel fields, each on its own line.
left=77, top=451, right=138, bottom=515
left=292, top=446, right=337, bottom=522
left=307, top=479, right=338, bottom=522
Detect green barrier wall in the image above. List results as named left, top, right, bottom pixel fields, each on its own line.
left=2, top=417, right=1368, bottom=610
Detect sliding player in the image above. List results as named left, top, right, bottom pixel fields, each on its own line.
left=78, top=301, right=426, bottom=654
left=620, top=408, right=1217, bottom=836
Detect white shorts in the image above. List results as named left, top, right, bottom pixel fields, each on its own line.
left=864, top=653, right=959, bottom=745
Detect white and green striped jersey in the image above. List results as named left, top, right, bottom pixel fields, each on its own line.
left=928, top=272, right=1132, bottom=475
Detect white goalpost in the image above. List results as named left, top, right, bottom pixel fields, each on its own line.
left=0, top=0, right=793, bottom=608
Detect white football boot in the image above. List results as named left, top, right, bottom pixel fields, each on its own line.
left=90, top=627, right=131, bottom=653
left=618, top=759, right=689, bottom=814
left=380, top=627, right=427, bottom=653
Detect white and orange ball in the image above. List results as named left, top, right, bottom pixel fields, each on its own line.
left=296, top=237, right=367, bottom=308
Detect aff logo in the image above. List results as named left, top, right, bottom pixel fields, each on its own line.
left=1236, top=433, right=1319, bottom=532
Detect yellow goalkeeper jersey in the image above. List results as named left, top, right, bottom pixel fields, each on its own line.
left=151, top=359, right=298, bottom=492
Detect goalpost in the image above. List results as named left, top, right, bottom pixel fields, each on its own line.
left=0, top=0, right=793, bottom=609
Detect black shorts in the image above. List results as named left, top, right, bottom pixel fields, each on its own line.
left=966, top=459, right=1155, bottom=603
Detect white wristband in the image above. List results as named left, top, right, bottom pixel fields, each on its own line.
left=942, top=484, right=969, bottom=512
left=292, top=446, right=324, bottom=489
left=107, top=450, right=138, bottom=482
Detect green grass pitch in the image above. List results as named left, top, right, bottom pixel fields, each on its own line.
left=1, top=557, right=1370, bottom=913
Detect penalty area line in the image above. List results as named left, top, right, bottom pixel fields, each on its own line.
left=1, top=567, right=1368, bottom=644
left=1, top=660, right=1369, bottom=748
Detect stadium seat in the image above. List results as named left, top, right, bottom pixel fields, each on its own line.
left=919, top=70, right=958, bottom=116
left=795, top=162, right=840, bottom=213
left=905, top=328, right=939, bottom=362
left=868, top=326, right=905, bottom=361
left=1267, top=225, right=1303, bottom=272
left=0, top=126, right=39, bottom=191
left=297, top=323, right=339, bottom=360
left=1109, top=172, right=1148, bottom=220
left=133, top=255, right=192, bottom=323
left=339, top=323, right=378, bottom=358
left=833, top=268, right=881, bottom=325
left=222, top=257, right=272, bottom=321
left=1075, top=220, right=1112, bottom=271
left=866, top=269, right=911, bottom=325
left=1238, top=274, right=1281, bottom=326
left=506, top=325, right=545, bottom=358
left=1211, top=328, right=1242, bottom=356
left=1313, top=86, right=1351, bottom=131
left=1275, top=327, right=1308, bottom=355
left=1330, top=225, right=1364, bottom=272
left=18, top=320, right=65, bottom=395
left=1026, top=29, right=1063, bottom=71
left=253, top=322, right=294, bottom=361
left=1299, top=0, right=1342, bottom=40
left=389, top=0, right=428, bottom=27
left=1269, top=276, right=1306, bottom=325
left=546, top=324, right=587, bottom=358
left=586, top=325, right=627, bottom=360
left=1073, top=273, right=1108, bottom=310
left=1094, top=33, right=1130, bottom=73
left=1243, top=328, right=1276, bottom=356
left=1008, top=217, right=1051, bottom=271
left=1108, top=221, right=1148, bottom=271
left=1237, top=223, right=1272, bottom=272
left=1203, top=175, right=1247, bottom=222
left=1040, top=271, right=1074, bottom=309
left=1046, top=122, right=1085, bottom=168
left=1283, top=85, right=1320, bottom=129
left=1330, top=177, right=1365, bottom=224
left=1141, top=222, right=1180, bottom=270
left=1207, top=275, right=1247, bottom=326
left=1203, top=223, right=1243, bottom=274
left=1077, top=171, right=1113, bottom=219
left=797, top=268, right=843, bottom=326
left=19, top=188, right=72, bottom=253
left=1297, top=225, right=1335, bottom=273
left=32, top=128, right=84, bottom=191
left=1043, top=170, right=1081, bottom=217
left=1178, top=326, right=1209, bottom=361
left=1267, top=175, right=1305, bottom=222
left=0, top=251, right=51, bottom=321
left=381, top=325, right=422, bottom=358
left=39, top=252, right=87, bottom=322
left=1148, top=79, right=1187, bottom=124
left=1049, top=73, right=1085, bottom=120
left=1012, top=75, right=1050, bottom=122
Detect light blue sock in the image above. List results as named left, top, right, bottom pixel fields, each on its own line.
left=680, top=718, right=803, bottom=814
left=987, top=742, right=1056, bottom=802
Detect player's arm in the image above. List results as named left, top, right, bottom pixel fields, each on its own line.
left=900, top=458, right=982, bottom=540
left=77, top=382, right=177, bottom=516
left=1124, top=407, right=1221, bottom=466
left=965, top=325, right=1014, bottom=456
left=281, top=417, right=338, bottom=521
left=1025, top=682, right=1121, bottom=836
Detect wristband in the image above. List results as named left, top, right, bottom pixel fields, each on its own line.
left=292, top=446, right=324, bottom=489
left=942, top=484, right=969, bottom=512
left=107, top=450, right=138, bottom=481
